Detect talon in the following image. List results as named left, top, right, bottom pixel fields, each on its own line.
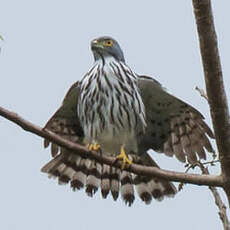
left=116, top=146, right=132, bottom=169
left=86, top=142, right=100, bottom=151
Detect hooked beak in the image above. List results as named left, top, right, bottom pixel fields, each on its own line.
left=91, top=39, right=104, bottom=51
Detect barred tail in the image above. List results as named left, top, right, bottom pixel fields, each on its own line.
left=41, top=152, right=176, bottom=206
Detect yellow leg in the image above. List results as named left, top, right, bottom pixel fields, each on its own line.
left=86, top=142, right=100, bottom=151
left=116, top=146, right=132, bottom=169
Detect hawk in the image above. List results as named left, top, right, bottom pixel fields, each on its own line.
left=42, top=36, right=214, bottom=206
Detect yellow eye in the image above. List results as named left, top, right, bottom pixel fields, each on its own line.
left=104, top=40, right=113, bottom=47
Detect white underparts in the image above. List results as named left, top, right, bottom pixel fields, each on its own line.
left=78, top=57, right=146, bottom=155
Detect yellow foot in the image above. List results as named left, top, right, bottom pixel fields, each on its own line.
left=86, top=143, right=101, bottom=151
left=116, top=146, right=132, bottom=169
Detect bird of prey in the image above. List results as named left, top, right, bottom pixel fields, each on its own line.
left=42, top=36, right=214, bottom=206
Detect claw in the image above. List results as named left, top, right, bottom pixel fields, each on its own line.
left=116, top=146, right=132, bottom=169
left=86, top=142, right=101, bottom=151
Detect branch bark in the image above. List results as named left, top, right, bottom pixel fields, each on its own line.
left=202, top=166, right=230, bottom=230
left=0, top=105, right=223, bottom=187
left=192, top=0, right=230, bottom=205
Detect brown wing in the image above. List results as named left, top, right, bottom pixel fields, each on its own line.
left=43, top=81, right=84, bottom=156
left=42, top=81, right=87, bottom=189
left=138, top=75, right=215, bottom=164
left=42, top=81, right=176, bottom=205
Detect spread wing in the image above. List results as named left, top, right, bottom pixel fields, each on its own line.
left=137, top=76, right=215, bottom=164
left=42, top=80, right=176, bottom=206
left=43, top=81, right=84, bottom=156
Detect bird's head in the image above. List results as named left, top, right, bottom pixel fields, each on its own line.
left=91, top=36, right=125, bottom=63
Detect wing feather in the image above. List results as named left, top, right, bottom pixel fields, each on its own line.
left=138, top=75, right=215, bottom=163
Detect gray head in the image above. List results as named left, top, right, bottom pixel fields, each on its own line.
left=91, top=36, right=125, bottom=63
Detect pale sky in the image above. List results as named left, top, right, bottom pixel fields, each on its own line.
left=0, top=1, right=230, bottom=230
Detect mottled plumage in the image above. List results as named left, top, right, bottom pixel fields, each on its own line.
left=42, top=37, right=214, bottom=206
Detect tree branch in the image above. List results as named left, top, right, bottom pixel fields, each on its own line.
left=195, top=86, right=209, bottom=101
left=192, top=0, right=230, bottom=204
left=0, top=105, right=224, bottom=187
left=179, top=161, right=230, bottom=230
left=201, top=166, right=230, bottom=230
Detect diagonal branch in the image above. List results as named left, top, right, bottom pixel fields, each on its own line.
left=192, top=0, right=230, bottom=204
left=0, top=105, right=223, bottom=187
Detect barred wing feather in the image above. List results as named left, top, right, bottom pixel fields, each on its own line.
left=137, top=76, right=215, bottom=164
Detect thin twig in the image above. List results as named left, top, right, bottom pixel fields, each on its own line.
left=199, top=163, right=230, bottom=230
left=178, top=161, right=230, bottom=229
left=178, top=159, right=219, bottom=190
left=195, top=86, right=209, bottom=101
left=202, top=159, right=220, bottom=166
left=0, top=105, right=223, bottom=187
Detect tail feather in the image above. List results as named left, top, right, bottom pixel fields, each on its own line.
left=101, top=164, right=111, bottom=199
left=120, top=171, right=135, bottom=206
left=110, top=167, right=121, bottom=201
left=132, top=153, right=177, bottom=202
left=133, top=175, right=152, bottom=204
left=41, top=154, right=64, bottom=174
left=51, top=143, right=59, bottom=157
left=147, top=179, right=164, bottom=201
left=58, top=166, right=75, bottom=185
left=71, top=157, right=87, bottom=190
left=41, top=151, right=176, bottom=206
left=161, top=180, right=177, bottom=198
left=85, top=161, right=102, bottom=197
